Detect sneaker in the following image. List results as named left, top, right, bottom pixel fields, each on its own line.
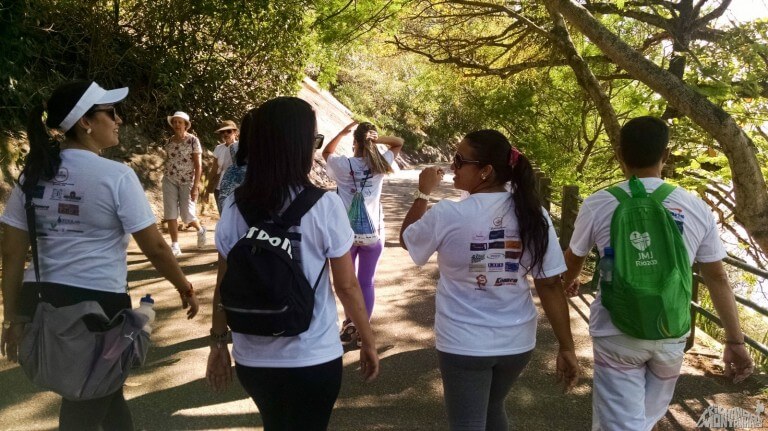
left=339, top=319, right=357, bottom=344
left=171, top=243, right=182, bottom=257
left=356, top=337, right=363, bottom=349
left=197, top=226, right=208, bottom=249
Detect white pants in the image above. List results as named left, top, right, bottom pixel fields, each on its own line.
left=162, top=176, right=198, bottom=223
left=592, top=333, right=686, bottom=431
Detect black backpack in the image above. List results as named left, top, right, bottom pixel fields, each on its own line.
left=220, top=186, right=327, bottom=336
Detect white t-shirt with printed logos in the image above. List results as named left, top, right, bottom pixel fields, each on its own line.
left=325, top=151, right=395, bottom=239
left=402, top=192, right=567, bottom=356
left=215, top=189, right=354, bottom=368
left=568, top=177, right=726, bottom=338
left=212, top=142, right=237, bottom=190
left=0, top=149, right=156, bottom=293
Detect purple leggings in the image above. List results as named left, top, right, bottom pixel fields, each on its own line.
left=350, top=239, right=384, bottom=318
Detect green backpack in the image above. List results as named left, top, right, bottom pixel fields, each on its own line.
left=601, top=176, right=692, bottom=340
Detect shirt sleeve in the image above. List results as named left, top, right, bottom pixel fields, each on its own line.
left=215, top=194, right=248, bottom=258
left=568, top=199, right=596, bottom=257
left=694, top=205, right=727, bottom=263
left=0, top=184, right=28, bottom=231
left=402, top=202, right=442, bottom=266
left=325, top=154, right=346, bottom=182
left=190, top=136, right=202, bottom=154
left=322, top=193, right=354, bottom=258
left=115, top=170, right=156, bottom=234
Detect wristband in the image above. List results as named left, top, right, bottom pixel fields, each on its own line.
left=210, top=329, right=230, bottom=348
left=412, top=190, right=431, bottom=201
left=178, top=282, right=195, bottom=298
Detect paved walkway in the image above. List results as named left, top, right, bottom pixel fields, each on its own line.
left=0, top=169, right=765, bottom=430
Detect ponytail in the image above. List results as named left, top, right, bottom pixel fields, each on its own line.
left=464, top=130, right=549, bottom=276
left=353, top=122, right=393, bottom=175
left=19, top=105, right=62, bottom=195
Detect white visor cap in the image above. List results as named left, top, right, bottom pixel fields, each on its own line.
left=58, top=82, right=128, bottom=132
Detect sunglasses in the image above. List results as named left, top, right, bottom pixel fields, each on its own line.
left=89, top=106, right=117, bottom=121
left=453, top=152, right=481, bottom=169
left=314, top=134, right=325, bottom=149
left=219, top=129, right=235, bottom=136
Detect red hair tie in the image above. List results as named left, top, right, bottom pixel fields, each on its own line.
left=508, top=147, right=521, bottom=167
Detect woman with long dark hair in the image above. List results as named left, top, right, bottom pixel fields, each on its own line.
left=206, top=97, right=379, bottom=430
left=399, top=129, right=579, bottom=430
left=322, top=121, right=403, bottom=346
left=0, top=81, right=199, bottom=431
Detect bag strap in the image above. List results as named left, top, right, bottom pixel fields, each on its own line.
left=347, top=159, right=357, bottom=192
left=236, top=187, right=326, bottom=229
left=311, top=259, right=329, bottom=292
left=605, top=186, right=630, bottom=203
left=650, top=182, right=676, bottom=204
left=24, top=192, right=41, bottom=283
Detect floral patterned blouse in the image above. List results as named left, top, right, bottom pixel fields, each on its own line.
left=163, top=134, right=202, bottom=185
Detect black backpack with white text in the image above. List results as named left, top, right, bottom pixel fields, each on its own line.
left=220, top=187, right=327, bottom=336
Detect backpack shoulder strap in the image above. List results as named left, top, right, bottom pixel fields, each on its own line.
left=650, top=182, right=676, bottom=204
left=279, top=186, right=326, bottom=227
left=347, top=159, right=357, bottom=192
left=605, top=186, right=630, bottom=203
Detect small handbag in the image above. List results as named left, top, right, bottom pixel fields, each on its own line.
left=346, top=160, right=379, bottom=246
left=17, top=191, right=150, bottom=400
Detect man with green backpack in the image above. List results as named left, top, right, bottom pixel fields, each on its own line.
left=562, top=116, right=753, bottom=430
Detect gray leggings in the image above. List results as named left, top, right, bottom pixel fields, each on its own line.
left=437, top=350, right=533, bottom=431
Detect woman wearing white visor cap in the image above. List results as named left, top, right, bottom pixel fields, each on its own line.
left=0, top=81, right=199, bottom=430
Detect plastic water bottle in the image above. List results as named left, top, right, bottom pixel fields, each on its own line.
left=135, top=294, right=156, bottom=334
left=599, top=247, right=614, bottom=285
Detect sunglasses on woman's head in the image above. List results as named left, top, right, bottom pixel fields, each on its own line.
left=314, top=134, right=325, bottom=149
left=453, top=152, right=481, bottom=169
left=89, top=106, right=117, bottom=121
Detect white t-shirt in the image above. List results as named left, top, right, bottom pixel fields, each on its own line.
left=402, top=192, right=567, bottom=356
left=568, top=177, right=726, bottom=337
left=325, top=151, right=395, bottom=239
left=212, top=142, right=237, bottom=190
left=0, top=149, right=156, bottom=293
left=215, top=189, right=354, bottom=368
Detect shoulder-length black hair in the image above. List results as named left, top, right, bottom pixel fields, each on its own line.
left=464, top=129, right=549, bottom=276
left=20, top=81, right=93, bottom=195
left=234, top=96, right=316, bottom=215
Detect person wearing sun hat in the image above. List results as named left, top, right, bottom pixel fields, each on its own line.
left=162, top=110, right=208, bottom=255
left=0, top=81, right=199, bottom=430
left=205, top=119, right=239, bottom=214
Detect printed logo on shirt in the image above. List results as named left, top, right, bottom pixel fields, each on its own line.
left=505, top=250, right=522, bottom=259
left=32, top=185, right=45, bottom=199
left=487, top=262, right=504, bottom=272
left=471, top=253, right=486, bottom=263
left=469, top=264, right=486, bottom=272
left=505, top=262, right=520, bottom=272
left=475, top=275, right=488, bottom=291
left=470, top=243, right=487, bottom=251
left=494, top=277, right=517, bottom=286
left=63, top=191, right=82, bottom=201
left=668, top=207, right=685, bottom=234
left=488, top=241, right=505, bottom=249
left=489, top=230, right=505, bottom=240
left=53, top=168, right=69, bottom=184
left=50, top=188, right=64, bottom=200
left=505, top=240, right=522, bottom=249
left=492, top=217, right=503, bottom=228
left=472, top=232, right=486, bottom=241
left=56, top=216, right=80, bottom=225
left=58, top=203, right=79, bottom=216
left=504, top=229, right=518, bottom=238
left=486, top=252, right=504, bottom=260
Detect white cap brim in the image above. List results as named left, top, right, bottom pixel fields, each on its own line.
left=58, top=83, right=128, bottom=132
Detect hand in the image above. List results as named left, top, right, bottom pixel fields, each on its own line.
left=358, top=344, right=380, bottom=382
left=206, top=345, right=233, bottom=392
left=343, top=121, right=358, bottom=133
left=179, top=291, right=199, bottom=319
left=366, top=130, right=379, bottom=142
left=723, top=343, right=753, bottom=383
left=556, top=350, right=580, bottom=393
left=564, top=278, right=581, bottom=298
left=418, top=167, right=445, bottom=195
left=1, top=323, right=26, bottom=363
left=191, top=185, right=200, bottom=202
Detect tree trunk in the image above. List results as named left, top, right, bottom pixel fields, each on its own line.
left=552, top=0, right=768, bottom=256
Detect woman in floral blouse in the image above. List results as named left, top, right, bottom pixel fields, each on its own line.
left=162, top=111, right=207, bottom=256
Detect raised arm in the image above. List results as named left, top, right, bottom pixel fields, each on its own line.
left=375, top=135, right=404, bottom=158
left=399, top=167, right=443, bottom=249
left=322, top=121, right=357, bottom=161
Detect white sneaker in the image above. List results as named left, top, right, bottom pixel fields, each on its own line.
left=197, top=227, right=208, bottom=249
left=171, top=243, right=182, bottom=257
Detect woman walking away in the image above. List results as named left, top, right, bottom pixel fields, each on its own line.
left=322, top=121, right=403, bottom=346
left=399, top=129, right=579, bottom=430
left=0, top=81, right=199, bottom=431
left=206, top=98, right=379, bottom=431
left=162, top=111, right=207, bottom=256
left=205, top=120, right=239, bottom=214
